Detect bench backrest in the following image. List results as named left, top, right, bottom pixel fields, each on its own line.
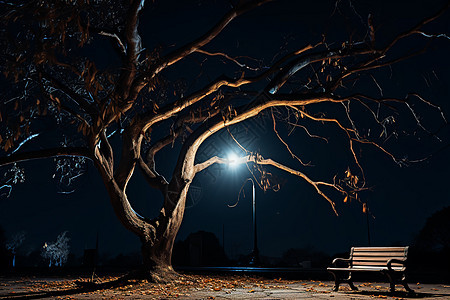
left=350, top=247, right=408, bottom=270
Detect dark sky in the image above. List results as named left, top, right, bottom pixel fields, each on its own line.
left=1, top=0, right=449, bottom=261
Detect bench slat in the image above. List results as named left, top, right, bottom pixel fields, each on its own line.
left=351, top=247, right=407, bottom=252
left=352, top=261, right=404, bottom=267
left=328, top=266, right=404, bottom=272
left=352, top=256, right=405, bottom=262
left=351, top=247, right=408, bottom=266
left=352, top=252, right=406, bottom=257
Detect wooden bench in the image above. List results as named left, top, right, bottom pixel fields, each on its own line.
left=327, top=246, right=413, bottom=293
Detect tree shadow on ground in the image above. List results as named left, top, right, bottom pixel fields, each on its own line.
left=0, top=273, right=134, bottom=300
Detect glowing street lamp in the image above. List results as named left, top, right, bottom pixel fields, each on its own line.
left=227, top=152, right=239, bottom=168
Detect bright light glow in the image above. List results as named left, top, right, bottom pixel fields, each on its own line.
left=227, top=152, right=239, bottom=168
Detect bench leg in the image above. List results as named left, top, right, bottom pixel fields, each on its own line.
left=329, top=271, right=340, bottom=291
left=348, top=280, right=358, bottom=291
left=385, top=272, right=396, bottom=292
left=401, top=274, right=414, bottom=294
left=347, top=272, right=358, bottom=291
left=402, top=282, right=414, bottom=293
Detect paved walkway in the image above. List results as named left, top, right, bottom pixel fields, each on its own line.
left=182, top=281, right=450, bottom=299
left=1, top=276, right=449, bottom=299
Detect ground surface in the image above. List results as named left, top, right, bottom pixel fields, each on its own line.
left=0, top=274, right=449, bottom=299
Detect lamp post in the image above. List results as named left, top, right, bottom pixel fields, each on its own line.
left=227, top=153, right=260, bottom=266
left=247, top=177, right=260, bottom=266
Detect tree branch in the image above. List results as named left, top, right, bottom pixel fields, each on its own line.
left=195, top=49, right=260, bottom=71
left=134, top=43, right=323, bottom=134
left=266, top=47, right=373, bottom=94
left=0, top=147, right=92, bottom=167
left=331, top=46, right=427, bottom=90
left=381, top=2, right=450, bottom=56
left=152, top=0, right=271, bottom=75
left=129, top=0, right=272, bottom=98
left=287, top=104, right=366, bottom=181
left=194, top=154, right=338, bottom=215
left=40, top=70, right=97, bottom=116
left=115, top=0, right=145, bottom=102
left=99, top=130, right=113, bottom=165
left=270, top=108, right=310, bottom=166
left=172, top=92, right=336, bottom=185
left=99, top=31, right=126, bottom=55
left=113, top=126, right=143, bottom=191
left=137, top=74, right=255, bottom=133
left=138, top=157, right=168, bottom=191
left=140, top=108, right=221, bottom=188
left=38, top=79, right=90, bottom=125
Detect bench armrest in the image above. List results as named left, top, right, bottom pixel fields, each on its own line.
left=387, top=258, right=407, bottom=271
left=331, top=258, right=351, bottom=267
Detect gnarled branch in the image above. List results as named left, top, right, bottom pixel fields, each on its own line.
left=129, top=0, right=272, bottom=100
left=134, top=43, right=324, bottom=134
left=194, top=154, right=338, bottom=215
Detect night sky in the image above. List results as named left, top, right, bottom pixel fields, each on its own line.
left=1, top=0, right=449, bottom=263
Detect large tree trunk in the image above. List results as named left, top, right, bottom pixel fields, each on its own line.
left=140, top=238, right=178, bottom=282
left=140, top=188, right=187, bottom=281
left=140, top=206, right=183, bottom=281
left=91, top=123, right=193, bottom=282
left=97, top=155, right=188, bottom=281
left=145, top=181, right=188, bottom=276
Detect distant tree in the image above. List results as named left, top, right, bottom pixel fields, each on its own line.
left=0, top=0, right=448, bottom=280
left=415, top=206, right=450, bottom=252
left=41, top=231, right=70, bottom=267
left=6, top=231, right=26, bottom=268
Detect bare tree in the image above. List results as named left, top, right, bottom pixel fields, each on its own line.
left=0, top=0, right=448, bottom=280
left=41, top=231, right=70, bottom=267
left=6, top=231, right=26, bottom=267
left=415, top=206, right=450, bottom=252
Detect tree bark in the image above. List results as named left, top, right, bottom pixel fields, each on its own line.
left=139, top=186, right=188, bottom=281
left=140, top=204, right=184, bottom=281
left=95, top=148, right=188, bottom=281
